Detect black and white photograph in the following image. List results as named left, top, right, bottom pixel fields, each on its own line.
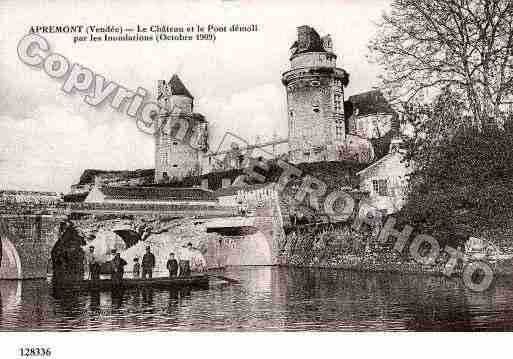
left=1, top=0, right=513, bottom=355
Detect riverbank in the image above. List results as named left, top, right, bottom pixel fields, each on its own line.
left=281, top=222, right=513, bottom=280
left=284, top=258, right=513, bottom=278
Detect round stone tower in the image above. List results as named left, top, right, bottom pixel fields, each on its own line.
left=282, top=25, right=350, bottom=164
left=154, top=74, right=208, bottom=183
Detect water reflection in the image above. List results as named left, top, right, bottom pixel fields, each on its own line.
left=1, top=268, right=513, bottom=330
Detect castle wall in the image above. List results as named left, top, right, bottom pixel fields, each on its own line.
left=154, top=77, right=205, bottom=183
left=171, top=95, right=193, bottom=113
left=350, top=113, right=394, bottom=139
left=291, top=52, right=336, bottom=68
left=285, top=76, right=345, bottom=163
left=155, top=114, right=202, bottom=183
left=0, top=215, right=63, bottom=279
left=156, top=132, right=200, bottom=182
left=282, top=26, right=379, bottom=165
left=283, top=26, right=348, bottom=165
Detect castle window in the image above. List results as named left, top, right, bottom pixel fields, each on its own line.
left=336, top=125, right=344, bottom=137
left=312, top=104, right=320, bottom=113
left=334, top=92, right=342, bottom=113
left=303, top=151, right=310, bottom=158
left=172, top=164, right=178, bottom=167
left=372, top=180, right=379, bottom=193
left=373, top=179, right=389, bottom=196
left=172, top=141, right=178, bottom=145
left=378, top=179, right=389, bottom=196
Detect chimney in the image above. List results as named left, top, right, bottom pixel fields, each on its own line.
left=297, top=25, right=310, bottom=50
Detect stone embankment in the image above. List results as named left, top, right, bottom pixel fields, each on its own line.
left=280, top=222, right=513, bottom=278
left=287, top=253, right=513, bottom=278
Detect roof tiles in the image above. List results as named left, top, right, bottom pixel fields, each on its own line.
left=100, top=186, right=217, bottom=202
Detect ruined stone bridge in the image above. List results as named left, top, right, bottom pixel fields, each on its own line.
left=203, top=209, right=285, bottom=267
left=0, top=202, right=285, bottom=279
left=0, top=214, right=65, bottom=279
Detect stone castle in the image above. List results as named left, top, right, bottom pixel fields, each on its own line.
left=283, top=25, right=367, bottom=164
left=0, top=26, right=405, bottom=281
left=153, top=25, right=379, bottom=182
left=69, top=25, right=397, bottom=195
left=154, top=75, right=208, bottom=183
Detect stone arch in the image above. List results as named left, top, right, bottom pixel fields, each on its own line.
left=0, top=280, right=22, bottom=312
left=0, top=219, right=23, bottom=279
left=225, top=230, right=272, bottom=266
left=51, top=223, right=85, bottom=282
left=253, top=201, right=286, bottom=265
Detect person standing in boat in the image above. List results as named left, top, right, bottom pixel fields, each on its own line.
left=132, top=257, right=141, bottom=278
left=142, top=246, right=156, bottom=279
left=111, top=252, right=127, bottom=283
left=166, top=253, right=179, bottom=277
left=178, top=243, right=193, bottom=277
left=84, top=245, right=96, bottom=280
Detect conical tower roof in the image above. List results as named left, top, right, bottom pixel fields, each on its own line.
left=168, top=74, right=193, bottom=99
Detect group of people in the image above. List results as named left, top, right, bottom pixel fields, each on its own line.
left=161, top=244, right=192, bottom=277
left=131, top=246, right=157, bottom=279
left=84, top=242, right=197, bottom=282
left=84, top=245, right=101, bottom=280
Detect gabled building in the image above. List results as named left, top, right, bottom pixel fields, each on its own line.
left=84, top=186, right=218, bottom=206
left=347, top=90, right=397, bottom=140
left=357, top=139, right=413, bottom=215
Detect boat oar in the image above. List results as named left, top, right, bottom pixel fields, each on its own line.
left=208, top=274, right=240, bottom=284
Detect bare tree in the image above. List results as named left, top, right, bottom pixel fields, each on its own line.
left=369, top=0, right=513, bottom=130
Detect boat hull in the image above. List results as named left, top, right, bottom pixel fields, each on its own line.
left=53, top=275, right=209, bottom=292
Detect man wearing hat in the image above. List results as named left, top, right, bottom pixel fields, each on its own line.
left=178, top=242, right=194, bottom=277
left=111, top=251, right=127, bottom=283
left=84, top=245, right=96, bottom=280
left=142, top=246, right=156, bottom=279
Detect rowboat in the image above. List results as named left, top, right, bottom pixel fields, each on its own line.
left=52, top=275, right=209, bottom=292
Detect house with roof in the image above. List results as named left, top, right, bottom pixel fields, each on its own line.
left=347, top=90, right=397, bottom=140
left=356, top=139, right=414, bottom=215
left=84, top=186, right=218, bottom=206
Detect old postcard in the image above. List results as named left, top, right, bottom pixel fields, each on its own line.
left=1, top=0, right=513, bottom=356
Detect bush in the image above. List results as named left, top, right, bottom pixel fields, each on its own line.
left=399, top=125, right=513, bottom=247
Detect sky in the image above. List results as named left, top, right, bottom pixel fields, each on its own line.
left=0, top=0, right=391, bottom=192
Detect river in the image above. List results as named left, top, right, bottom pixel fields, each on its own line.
left=1, top=266, right=513, bottom=331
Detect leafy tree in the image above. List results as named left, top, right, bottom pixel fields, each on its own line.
left=401, top=86, right=468, bottom=165
left=398, top=91, right=513, bottom=246
left=369, top=0, right=513, bottom=130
